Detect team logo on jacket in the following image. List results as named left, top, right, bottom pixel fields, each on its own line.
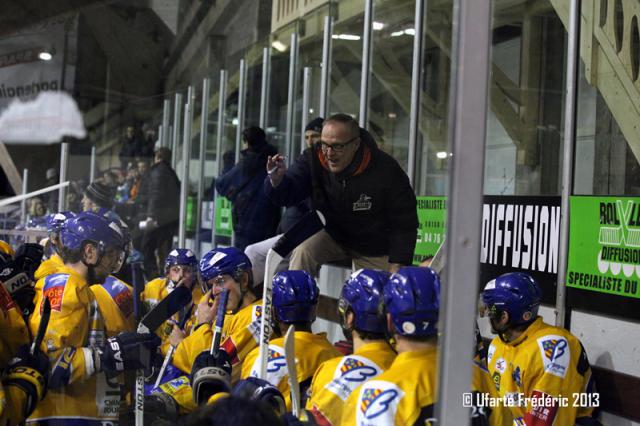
left=250, top=344, right=289, bottom=387
left=357, top=381, right=404, bottom=424
left=43, top=273, right=68, bottom=312
left=326, top=356, right=381, bottom=400
left=495, top=357, right=506, bottom=374
left=353, top=194, right=372, bottom=211
left=537, top=335, right=570, bottom=378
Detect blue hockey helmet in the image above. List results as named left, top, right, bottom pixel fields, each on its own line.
left=46, top=211, right=76, bottom=236
left=384, top=266, right=440, bottom=337
left=272, top=270, right=319, bottom=323
left=480, top=272, right=542, bottom=326
left=199, top=247, right=252, bottom=281
left=339, top=269, right=389, bottom=333
left=164, top=248, right=198, bottom=273
left=60, top=211, right=127, bottom=254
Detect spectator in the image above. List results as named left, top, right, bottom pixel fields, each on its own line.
left=216, top=126, right=280, bottom=251
left=44, top=167, right=59, bottom=212
left=118, top=125, right=150, bottom=168
left=265, top=113, right=418, bottom=275
left=138, top=147, right=180, bottom=277
left=244, top=117, right=323, bottom=285
left=82, top=181, right=116, bottom=212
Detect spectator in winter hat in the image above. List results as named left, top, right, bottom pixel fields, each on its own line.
left=82, top=181, right=116, bottom=211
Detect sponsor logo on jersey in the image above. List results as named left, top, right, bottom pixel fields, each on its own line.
left=353, top=194, right=373, bottom=211
left=537, top=335, right=570, bottom=378
left=160, top=375, right=190, bottom=394
left=248, top=305, right=263, bottom=343
left=512, top=366, right=522, bottom=388
left=103, top=276, right=133, bottom=317
left=358, top=383, right=403, bottom=422
left=326, top=356, right=381, bottom=400
left=492, top=371, right=501, bottom=392
left=495, top=357, right=506, bottom=374
left=43, top=273, right=68, bottom=312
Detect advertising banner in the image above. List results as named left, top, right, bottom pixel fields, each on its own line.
left=566, top=196, right=640, bottom=299
left=0, top=14, right=77, bottom=111
left=214, top=196, right=232, bottom=237
left=480, top=196, right=561, bottom=303
left=414, top=196, right=447, bottom=265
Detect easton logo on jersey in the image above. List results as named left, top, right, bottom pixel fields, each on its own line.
left=537, top=335, right=570, bottom=378
left=43, top=274, right=68, bottom=312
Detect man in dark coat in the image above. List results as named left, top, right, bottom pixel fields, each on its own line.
left=138, top=147, right=180, bottom=277
left=265, top=113, right=418, bottom=275
left=216, top=126, right=280, bottom=251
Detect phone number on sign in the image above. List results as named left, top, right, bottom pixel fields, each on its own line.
left=463, top=392, right=600, bottom=408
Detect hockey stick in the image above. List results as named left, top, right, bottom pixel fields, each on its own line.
left=135, top=285, right=192, bottom=426
left=30, top=296, right=51, bottom=355
left=257, top=211, right=325, bottom=380
left=284, top=324, right=300, bottom=418
left=209, top=289, right=230, bottom=355
left=153, top=303, right=194, bottom=389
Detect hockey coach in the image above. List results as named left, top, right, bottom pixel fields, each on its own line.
left=265, top=113, right=418, bottom=275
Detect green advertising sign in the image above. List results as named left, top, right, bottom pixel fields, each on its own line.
left=414, top=196, right=447, bottom=265
left=214, top=196, right=233, bottom=237
left=567, top=196, right=640, bottom=299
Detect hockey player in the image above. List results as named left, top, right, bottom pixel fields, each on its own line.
left=242, top=270, right=341, bottom=410
left=145, top=247, right=262, bottom=417
left=142, top=248, right=202, bottom=356
left=479, top=272, right=600, bottom=425
left=0, top=280, right=49, bottom=426
left=173, top=247, right=262, bottom=382
left=34, top=212, right=75, bottom=281
left=306, top=269, right=396, bottom=425
left=27, top=211, right=161, bottom=424
left=341, top=266, right=440, bottom=425
left=1, top=249, right=48, bottom=426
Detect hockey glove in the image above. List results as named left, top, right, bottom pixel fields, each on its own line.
left=232, top=376, right=286, bottom=416
left=5, top=344, right=50, bottom=417
left=14, top=243, right=44, bottom=280
left=144, top=392, right=179, bottom=424
left=0, top=258, right=35, bottom=315
left=99, top=331, right=161, bottom=373
left=190, top=349, right=232, bottom=405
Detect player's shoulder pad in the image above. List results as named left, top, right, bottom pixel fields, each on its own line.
left=356, top=379, right=405, bottom=424
left=100, top=275, right=134, bottom=317
left=535, top=333, right=572, bottom=378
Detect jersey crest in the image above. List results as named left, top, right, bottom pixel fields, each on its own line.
left=326, top=356, right=381, bottom=401
left=537, top=335, right=570, bottom=378
left=43, top=273, right=69, bottom=312
left=357, top=381, right=404, bottom=424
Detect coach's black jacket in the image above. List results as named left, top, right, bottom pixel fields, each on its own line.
left=264, top=127, right=418, bottom=265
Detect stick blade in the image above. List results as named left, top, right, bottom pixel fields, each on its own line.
left=31, top=296, right=51, bottom=355
left=139, top=285, right=191, bottom=333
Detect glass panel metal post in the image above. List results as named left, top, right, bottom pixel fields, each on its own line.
left=436, top=0, right=492, bottom=423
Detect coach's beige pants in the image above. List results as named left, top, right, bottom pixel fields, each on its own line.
left=289, top=230, right=389, bottom=275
